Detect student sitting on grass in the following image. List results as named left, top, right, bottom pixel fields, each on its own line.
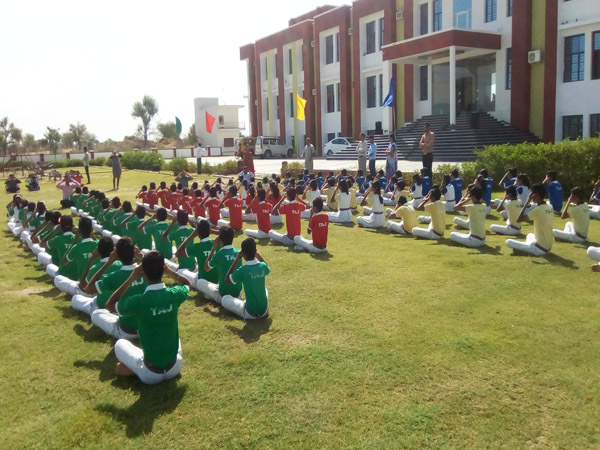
left=491, top=185, right=522, bottom=236
left=543, top=171, right=563, bottom=215
left=441, top=175, right=456, bottom=212
left=386, top=196, right=417, bottom=235
left=409, top=173, right=423, bottom=208
left=357, top=180, right=385, bottom=228
left=269, top=189, right=308, bottom=246
left=588, top=177, right=600, bottom=219
left=328, top=179, right=353, bottom=223
left=197, top=226, right=242, bottom=303
left=38, top=215, right=76, bottom=268
left=244, top=189, right=273, bottom=239
left=49, top=217, right=97, bottom=282
left=266, top=183, right=284, bottom=225
left=103, top=250, right=191, bottom=385
left=11, top=201, right=34, bottom=238
left=111, top=201, right=133, bottom=237
left=411, top=186, right=446, bottom=240
left=21, top=201, right=47, bottom=248
left=175, top=218, right=219, bottom=286
left=321, top=177, right=338, bottom=212
left=31, top=211, right=61, bottom=256
left=355, top=170, right=366, bottom=193
left=121, top=205, right=153, bottom=251
left=221, top=237, right=270, bottom=319
left=552, top=186, right=589, bottom=243
left=294, top=197, right=329, bottom=253
left=505, top=184, right=554, bottom=257
left=419, top=168, right=431, bottom=197
left=137, top=207, right=174, bottom=260
left=217, top=186, right=244, bottom=231
left=161, top=210, right=196, bottom=270
left=450, top=184, right=487, bottom=248
left=301, top=180, right=321, bottom=219
left=587, top=246, right=600, bottom=272
left=199, top=187, right=222, bottom=226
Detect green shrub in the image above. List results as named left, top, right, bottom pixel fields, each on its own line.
left=89, top=157, right=106, bottom=166
left=433, top=162, right=478, bottom=188
left=165, top=157, right=190, bottom=175
left=120, top=151, right=165, bottom=171
left=202, top=159, right=242, bottom=175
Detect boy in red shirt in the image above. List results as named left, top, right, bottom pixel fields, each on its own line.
left=177, top=188, right=194, bottom=215
left=136, top=185, right=148, bottom=208
left=217, top=186, right=244, bottom=231
left=245, top=189, right=272, bottom=239
left=167, top=184, right=180, bottom=210
left=269, top=188, right=308, bottom=246
left=200, top=187, right=222, bottom=226
left=193, top=189, right=206, bottom=218
left=157, top=181, right=170, bottom=208
left=146, top=182, right=159, bottom=210
left=294, top=197, right=329, bottom=253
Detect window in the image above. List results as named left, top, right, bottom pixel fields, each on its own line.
left=276, top=95, right=280, bottom=119
left=327, top=132, right=336, bottom=143
left=218, top=115, right=224, bottom=126
left=289, top=92, right=294, bottom=118
left=591, top=114, right=600, bottom=137
left=454, top=0, right=472, bottom=29
left=366, top=21, right=376, bottom=54
left=367, top=76, right=377, bottom=108
left=379, top=74, right=384, bottom=106
left=337, top=83, right=341, bottom=112
left=485, top=0, right=497, bottom=23
left=274, top=54, right=279, bottom=79
left=506, top=48, right=512, bottom=89
left=379, top=18, right=385, bottom=50
left=336, top=33, right=340, bottom=62
left=593, top=31, right=600, bottom=80
left=288, top=48, right=293, bottom=74
left=420, top=65, right=428, bottom=101
left=325, top=35, right=334, bottom=65
left=223, top=138, right=234, bottom=148
left=420, top=3, right=429, bottom=35
left=562, top=115, right=583, bottom=140
left=299, top=46, right=303, bottom=69
left=507, top=0, right=513, bottom=17
left=326, top=84, right=335, bottom=113
left=433, top=0, right=442, bottom=32
left=564, top=34, right=585, bottom=82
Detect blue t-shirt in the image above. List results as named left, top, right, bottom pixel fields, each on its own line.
left=316, top=176, right=325, bottom=189
left=546, top=180, right=563, bottom=212
left=450, top=178, right=463, bottom=200
left=594, top=189, right=600, bottom=202
left=379, top=177, right=388, bottom=190
left=368, top=143, right=377, bottom=160
left=421, top=176, right=431, bottom=197
left=483, top=178, right=494, bottom=206
left=355, top=176, right=366, bottom=192
left=503, top=177, right=517, bottom=188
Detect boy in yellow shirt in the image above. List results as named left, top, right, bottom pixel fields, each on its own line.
left=491, top=185, right=522, bottom=236
left=386, top=196, right=417, bottom=235
left=553, top=186, right=589, bottom=243
left=451, top=184, right=487, bottom=247
left=412, top=186, right=446, bottom=240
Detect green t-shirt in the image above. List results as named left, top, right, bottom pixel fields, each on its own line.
left=112, top=211, right=130, bottom=235
left=30, top=215, right=45, bottom=231
left=18, top=208, right=28, bottom=222
left=117, top=284, right=189, bottom=369
left=91, top=204, right=103, bottom=219
left=96, top=265, right=147, bottom=332
left=207, top=245, right=242, bottom=297
left=47, top=232, right=77, bottom=266
left=186, top=238, right=219, bottom=283
left=125, top=216, right=153, bottom=250
left=144, top=221, right=173, bottom=259
left=75, top=194, right=88, bottom=210
left=60, top=238, right=98, bottom=280
left=102, top=209, right=119, bottom=231
left=230, top=260, right=270, bottom=316
left=169, top=225, right=195, bottom=270
left=86, top=258, right=122, bottom=283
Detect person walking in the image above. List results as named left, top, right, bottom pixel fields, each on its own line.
left=195, top=142, right=202, bottom=175
left=83, top=146, right=91, bottom=184
left=301, top=137, right=315, bottom=174
left=367, top=135, right=377, bottom=177
left=419, top=122, right=435, bottom=177
left=385, top=134, right=397, bottom=181
left=356, top=133, right=368, bottom=175
left=110, top=150, right=122, bottom=190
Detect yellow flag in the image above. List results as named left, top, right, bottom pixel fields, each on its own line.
left=296, top=94, right=307, bottom=121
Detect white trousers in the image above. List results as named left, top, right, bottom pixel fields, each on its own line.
left=490, top=223, right=521, bottom=236
left=328, top=209, right=353, bottom=223
left=32, top=243, right=44, bottom=255
left=269, top=230, right=295, bottom=246
left=38, top=252, right=53, bottom=266
left=590, top=205, right=600, bottom=220
left=54, top=275, right=84, bottom=296
left=445, top=201, right=456, bottom=213
left=506, top=233, right=549, bottom=257
left=243, top=213, right=256, bottom=222
left=177, top=268, right=198, bottom=287
left=115, top=339, right=182, bottom=385
left=293, top=235, right=327, bottom=253
left=587, top=246, right=600, bottom=262
left=300, top=210, right=312, bottom=219
left=386, top=221, right=409, bottom=235
left=93, top=223, right=104, bottom=233
left=70, top=206, right=79, bottom=216
left=383, top=197, right=397, bottom=206
left=12, top=225, right=24, bottom=237
left=553, top=222, right=585, bottom=243
left=450, top=232, right=486, bottom=248
left=72, top=294, right=97, bottom=316
left=220, top=208, right=229, bottom=218
left=412, top=225, right=443, bottom=240
left=245, top=229, right=270, bottom=239
left=362, top=206, right=372, bottom=215
left=196, top=279, right=221, bottom=303
left=418, top=215, right=432, bottom=224
left=46, top=264, right=59, bottom=278
left=270, top=214, right=283, bottom=224
left=91, top=309, right=138, bottom=340
left=221, top=291, right=269, bottom=320
left=453, top=217, right=470, bottom=230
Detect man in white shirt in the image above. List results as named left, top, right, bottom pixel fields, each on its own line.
left=195, top=142, right=203, bottom=174
left=356, top=133, right=368, bottom=175
left=238, top=167, right=254, bottom=184
left=301, top=137, right=315, bottom=173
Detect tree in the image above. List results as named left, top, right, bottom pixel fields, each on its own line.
left=131, top=95, right=159, bottom=148
left=22, top=134, right=38, bottom=153
left=186, top=124, right=197, bottom=146
left=157, top=121, right=180, bottom=140
left=68, top=122, right=87, bottom=150
left=0, top=117, right=22, bottom=157
left=61, top=131, right=75, bottom=149
left=44, top=127, right=61, bottom=158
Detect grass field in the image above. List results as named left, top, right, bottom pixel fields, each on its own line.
left=1, top=166, right=599, bottom=449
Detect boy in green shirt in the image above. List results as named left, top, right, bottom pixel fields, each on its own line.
left=51, top=217, right=97, bottom=282
left=39, top=215, right=76, bottom=268
left=138, top=207, right=174, bottom=259
left=121, top=206, right=153, bottom=250
left=175, top=218, right=219, bottom=286
left=162, top=210, right=196, bottom=270
left=222, top=237, right=270, bottom=319
left=198, top=226, right=242, bottom=303
left=104, top=250, right=191, bottom=384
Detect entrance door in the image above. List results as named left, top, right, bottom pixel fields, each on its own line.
left=456, top=76, right=474, bottom=113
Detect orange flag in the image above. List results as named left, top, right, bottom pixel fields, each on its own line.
left=206, top=112, right=216, bottom=133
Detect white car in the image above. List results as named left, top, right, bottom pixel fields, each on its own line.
left=323, top=137, right=354, bottom=157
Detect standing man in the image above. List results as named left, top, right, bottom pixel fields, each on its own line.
left=301, top=137, right=314, bottom=174
left=110, top=150, right=122, bottom=190
left=195, top=142, right=202, bottom=175
left=243, top=144, right=255, bottom=174
left=419, top=122, right=435, bottom=177
left=83, top=147, right=91, bottom=184
left=367, top=135, right=377, bottom=177
left=356, top=133, right=368, bottom=175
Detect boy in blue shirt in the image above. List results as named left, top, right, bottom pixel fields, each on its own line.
left=479, top=168, right=494, bottom=214
left=543, top=171, right=563, bottom=215
left=450, top=169, right=463, bottom=200
left=354, top=170, right=365, bottom=192
left=420, top=168, right=431, bottom=197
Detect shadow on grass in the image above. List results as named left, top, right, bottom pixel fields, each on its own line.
left=226, top=316, right=272, bottom=344
left=311, top=251, right=333, bottom=261
left=24, top=273, right=51, bottom=282
left=335, top=222, right=356, bottom=228
left=468, top=245, right=503, bottom=256
left=95, top=379, right=187, bottom=438
left=74, top=349, right=118, bottom=382
left=38, top=286, right=64, bottom=299
left=55, top=303, right=88, bottom=321
left=73, top=323, right=113, bottom=343
left=534, top=253, right=579, bottom=270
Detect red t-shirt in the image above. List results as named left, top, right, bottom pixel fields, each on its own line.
left=193, top=197, right=206, bottom=218
left=136, top=191, right=148, bottom=203
left=225, top=197, right=244, bottom=230
left=178, top=196, right=194, bottom=215
left=205, top=198, right=221, bottom=224
left=309, top=213, right=329, bottom=248
left=279, top=201, right=306, bottom=238
left=146, top=190, right=158, bottom=208
left=252, top=201, right=273, bottom=233
left=166, top=191, right=179, bottom=209
left=267, top=194, right=281, bottom=206
left=157, top=189, right=169, bottom=207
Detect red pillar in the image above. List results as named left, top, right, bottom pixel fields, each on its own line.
left=173, top=147, right=177, bottom=158
left=66, top=152, right=71, bottom=160
left=511, top=0, right=533, bottom=133
left=39, top=153, right=44, bottom=162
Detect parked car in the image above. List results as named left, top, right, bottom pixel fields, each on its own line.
left=323, top=137, right=355, bottom=157
left=254, top=136, right=295, bottom=159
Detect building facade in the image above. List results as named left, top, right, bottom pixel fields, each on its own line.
left=194, top=98, right=243, bottom=151
left=240, top=0, right=600, bottom=153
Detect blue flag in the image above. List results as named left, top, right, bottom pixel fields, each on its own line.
left=382, top=77, right=396, bottom=107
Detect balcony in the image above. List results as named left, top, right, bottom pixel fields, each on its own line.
left=218, top=121, right=245, bottom=130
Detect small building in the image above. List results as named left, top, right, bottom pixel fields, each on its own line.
left=194, top=98, right=244, bottom=153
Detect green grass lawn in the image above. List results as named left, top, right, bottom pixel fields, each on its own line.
left=1, top=166, right=599, bottom=449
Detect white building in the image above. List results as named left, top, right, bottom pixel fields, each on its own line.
left=194, top=98, right=244, bottom=152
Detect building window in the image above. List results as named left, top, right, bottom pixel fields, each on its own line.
left=276, top=95, right=280, bottom=119
left=367, top=76, right=377, bottom=108
left=379, top=74, right=384, bottom=106
left=506, top=48, right=512, bottom=90
left=454, top=0, right=472, bottom=29
left=420, top=3, right=429, bottom=35
left=593, top=31, right=600, bottom=80
left=274, top=54, right=279, bottom=79
left=325, top=35, right=334, bottom=65
left=564, top=34, right=585, bottom=82
left=223, top=138, right=235, bottom=148
left=336, top=33, right=340, bottom=62
left=379, top=18, right=385, bottom=50
left=327, top=84, right=335, bottom=113
left=337, top=83, right=341, bottom=112
left=327, top=132, right=336, bottom=143
left=218, top=115, right=224, bottom=126
left=420, top=66, right=428, bottom=101
left=288, top=48, right=293, bottom=75
left=485, top=0, right=497, bottom=23
left=366, top=21, right=376, bottom=54
left=507, top=0, right=513, bottom=17
left=433, top=0, right=442, bottom=32
left=299, top=46, right=303, bottom=69
left=591, top=114, right=600, bottom=137
left=289, top=92, right=294, bottom=118
left=562, top=115, right=583, bottom=140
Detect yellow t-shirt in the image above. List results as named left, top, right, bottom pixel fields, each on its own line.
left=505, top=199, right=522, bottom=228
left=322, top=187, right=338, bottom=211
left=399, top=205, right=417, bottom=232
left=528, top=203, right=554, bottom=250
left=570, top=202, right=589, bottom=237
left=348, top=188, right=358, bottom=209
left=425, top=201, right=446, bottom=236
left=465, top=203, right=487, bottom=239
